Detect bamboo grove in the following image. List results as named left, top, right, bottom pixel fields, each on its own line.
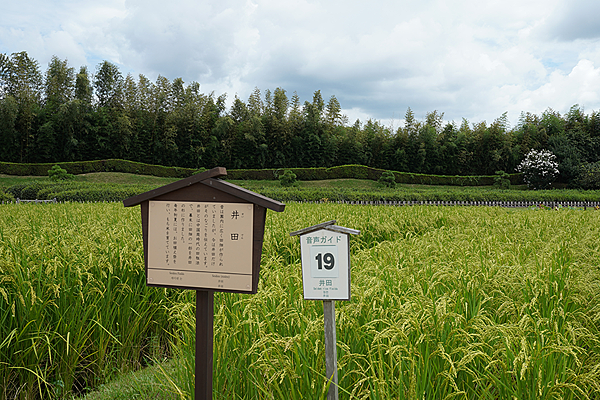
left=2, top=51, right=600, bottom=185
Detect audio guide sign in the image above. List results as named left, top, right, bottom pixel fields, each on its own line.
left=291, top=220, right=359, bottom=301
left=290, top=220, right=359, bottom=400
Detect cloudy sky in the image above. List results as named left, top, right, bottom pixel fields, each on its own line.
left=1, top=0, right=600, bottom=128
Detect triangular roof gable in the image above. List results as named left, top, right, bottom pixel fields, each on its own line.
left=123, top=166, right=285, bottom=212
left=290, top=220, right=360, bottom=237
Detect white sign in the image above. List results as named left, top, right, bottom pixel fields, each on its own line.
left=300, top=229, right=350, bottom=300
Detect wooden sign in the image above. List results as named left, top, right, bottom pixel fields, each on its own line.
left=123, top=167, right=285, bottom=294
left=125, top=167, right=285, bottom=400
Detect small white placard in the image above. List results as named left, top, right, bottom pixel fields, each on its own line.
left=300, top=229, right=350, bottom=300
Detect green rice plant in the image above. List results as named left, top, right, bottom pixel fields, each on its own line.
left=148, top=203, right=600, bottom=399
left=0, top=203, right=175, bottom=399
left=4, top=202, right=600, bottom=399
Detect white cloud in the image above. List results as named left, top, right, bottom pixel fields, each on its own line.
left=0, top=0, right=128, bottom=69
left=1, top=0, right=599, bottom=127
left=514, top=59, right=600, bottom=112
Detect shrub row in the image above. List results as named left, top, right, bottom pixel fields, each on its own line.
left=5, top=181, right=76, bottom=200
left=52, top=187, right=148, bottom=203
left=0, top=160, right=523, bottom=186
left=254, top=187, right=600, bottom=203
left=3, top=180, right=600, bottom=204
left=4, top=181, right=156, bottom=202
left=0, top=191, right=14, bottom=203
left=0, top=159, right=195, bottom=178
left=229, top=165, right=524, bottom=186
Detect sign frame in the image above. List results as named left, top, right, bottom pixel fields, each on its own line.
left=300, top=228, right=350, bottom=300
left=124, top=166, right=285, bottom=294
left=123, top=167, right=285, bottom=400
left=291, top=220, right=359, bottom=301
left=124, top=167, right=285, bottom=400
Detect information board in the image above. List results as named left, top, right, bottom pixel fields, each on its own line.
left=300, top=228, right=350, bottom=300
left=147, top=200, right=254, bottom=291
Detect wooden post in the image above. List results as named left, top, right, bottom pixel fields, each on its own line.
left=323, top=300, right=338, bottom=400
left=123, top=169, right=285, bottom=400
left=196, top=290, right=214, bottom=400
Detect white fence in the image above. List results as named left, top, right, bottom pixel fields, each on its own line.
left=311, top=200, right=600, bottom=209
left=6, top=198, right=600, bottom=209
left=15, top=198, right=57, bottom=204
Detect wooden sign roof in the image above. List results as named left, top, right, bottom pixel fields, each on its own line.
left=123, top=167, right=285, bottom=212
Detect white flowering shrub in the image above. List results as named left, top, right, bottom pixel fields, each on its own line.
left=516, top=149, right=559, bottom=189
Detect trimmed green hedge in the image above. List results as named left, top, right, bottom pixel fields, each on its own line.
left=5, top=181, right=156, bottom=202
left=4, top=180, right=600, bottom=204
left=52, top=188, right=147, bottom=203
left=0, top=160, right=523, bottom=186
left=0, top=190, right=15, bottom=203
left=6, top=181, right=85, bottom=200
left=255, top=187, right=600, bottom=203
left=0, top=160, right=195, bottom=178
left=227, top=165, right=523, bottom=186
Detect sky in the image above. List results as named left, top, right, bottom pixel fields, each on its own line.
left=1, top=0, right=600, bottom=129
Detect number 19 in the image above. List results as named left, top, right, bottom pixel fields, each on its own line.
left=315, top=253, right=335, bottom=270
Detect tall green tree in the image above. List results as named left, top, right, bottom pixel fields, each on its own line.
left=247, top=87, right=263, bottom=117
left=170, top=78, right=210, bottom=168
left=337, top=120, right=366, bottom=166
left=300, top=91, right=328, bottom=167
left=93, top=61, right=128, bottom=159
left=38, top=56, right=77, bottom=161
left=69, top=66, right=95, bottom=160
left=263, top=87, right=290, bottom=167
left=133, top=74, right=156, bottom=163
left=436, top=123, right=459, bottom=175
left=402, top=108, right=426, bottom=172
left=0, top=53, right=9, bottom=97
left=0, top=52, right=43, bottom=162
left=0, top=95, right=19, bottom=161
left=94, top=61, right=123, bottom=109
left=324, top=95, right=344, bottom=128
left=75, top=66, right=93, bottom=106
left=151, top=75, right=177, bottom=165
left=44, top=56, right=75, bottom=114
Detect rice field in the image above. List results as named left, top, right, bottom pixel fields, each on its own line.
left=1, top=202, right=600, bottom=399
left=0, top=203, right=176, bottom=399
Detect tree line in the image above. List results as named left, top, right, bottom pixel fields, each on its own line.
left=2, top=51, right=600, bottom=185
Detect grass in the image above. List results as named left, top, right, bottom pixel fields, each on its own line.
left=75, top=173, right=180, bottom=186
left=229, top=178, right=383, bottom=190
left=0, top=172, right=519, bottom=191
left=230, top=177, right=530, bottom=192
left=78, top=361, right=180, bottom=400
left=3, top=172, right=597, bottom=205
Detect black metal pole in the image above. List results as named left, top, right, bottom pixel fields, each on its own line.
left=195, top=290, right=214, bottom=400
